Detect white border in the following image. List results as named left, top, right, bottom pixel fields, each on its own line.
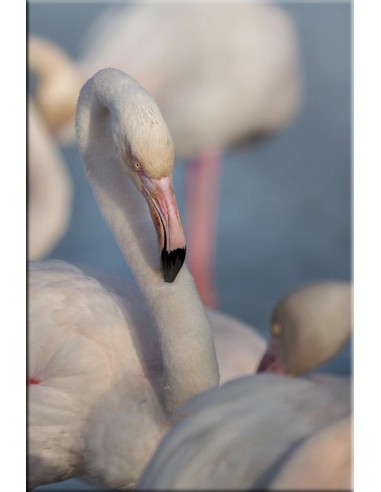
left=354, top=0, right=381, bottom=490
left=0, top=0, right=26, bottom=489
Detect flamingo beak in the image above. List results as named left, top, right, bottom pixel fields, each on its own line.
left=140, top=173, right=186, bottom=282
left=256, top=336, right=286, bottom=374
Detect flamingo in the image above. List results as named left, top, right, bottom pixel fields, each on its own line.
left=257, top=281, right=352, bottom=376
left=137, top=374, right=351, bottom=490
left=28, top=68, right=219, bottom=489
left=28, top=37, right=80, bottom=140
left=257, top=281, right=352, bottom=485
left=28, top=98, right=72, bottom=259
left=28, top=68, right=265, bottom=490
left=28, top=1, right=302, bottom=306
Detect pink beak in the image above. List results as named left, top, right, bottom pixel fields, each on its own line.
left=140, top=173, right=186, bottom=282
left=256, top=336, right=286, bottom=374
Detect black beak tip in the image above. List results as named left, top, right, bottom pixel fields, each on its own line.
left=161, top=247, right=186, bottom=283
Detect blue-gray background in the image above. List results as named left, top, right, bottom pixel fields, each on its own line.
left=29, top=2, right=351, bottom=489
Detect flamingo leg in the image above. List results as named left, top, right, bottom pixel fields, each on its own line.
left=185, top=151, right=222, bottom=308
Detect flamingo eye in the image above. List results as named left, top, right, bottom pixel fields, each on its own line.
left=271, top=322, right=282, bottom=337
left=133, top=160, right=142, bottom=171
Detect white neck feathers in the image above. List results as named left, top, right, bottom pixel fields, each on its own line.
left=76, top=69, right=219, bottom=413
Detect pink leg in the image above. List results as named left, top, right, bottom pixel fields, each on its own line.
left=185, top=151, right=222, bottom=308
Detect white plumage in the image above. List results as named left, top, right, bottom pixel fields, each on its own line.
left=29, top=260, right=167, bottom=488
left=138, top=374, right=351, bottom=490
left=29, top=259, right=265, bottom=488
left=267, top=414, right=351, bottom=490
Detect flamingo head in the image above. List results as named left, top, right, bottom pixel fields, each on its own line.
left=115, top=82, right=186, bottom=283
left=257, top=282, right=352, bottom=376
left=257, top=322, right=287, bottom=374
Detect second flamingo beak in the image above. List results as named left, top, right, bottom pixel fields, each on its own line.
left=256, top=336, right=286, bottom=374
left=140, top=173, right=186, bottom=282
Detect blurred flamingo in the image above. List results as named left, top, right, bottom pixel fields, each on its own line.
left=257, top=281, right=352, bottom=378
left=28, top=98, right=72, bottom=259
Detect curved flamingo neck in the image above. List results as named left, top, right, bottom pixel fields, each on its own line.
left=76, top=69, right=219, bottom=413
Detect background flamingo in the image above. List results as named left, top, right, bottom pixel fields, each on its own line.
left=257, top=281, right=352, bottom=375
left=28, top=98, right=72, bottom=259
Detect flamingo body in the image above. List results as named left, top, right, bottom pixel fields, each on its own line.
left=208, top=309, right=265, bottom=382
left=268, top=415, right=352, bottom=490
left=138, top=374, right=351, bottom=490
left=28, top=260, right=166, bottom=488
left=28, top=260, right=264, bottom=488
